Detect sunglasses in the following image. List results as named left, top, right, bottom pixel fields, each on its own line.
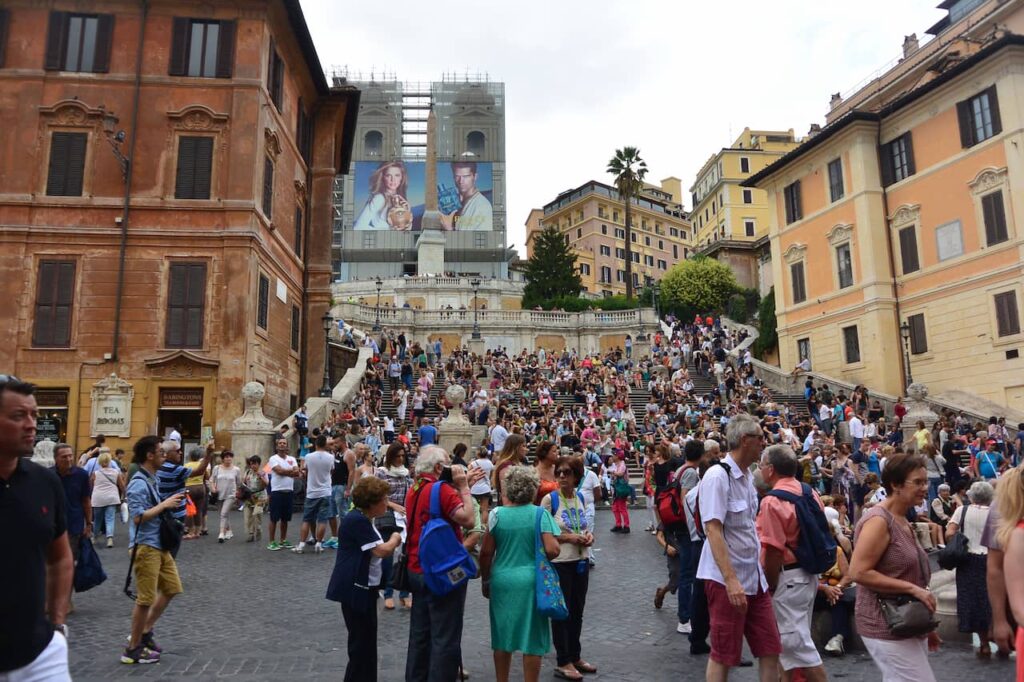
left=555, top=469, right=573, bottom=477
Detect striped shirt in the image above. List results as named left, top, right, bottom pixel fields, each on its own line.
left=156, top=461, right=190, bottom=519
left=696, top=454, right=768, bottom=595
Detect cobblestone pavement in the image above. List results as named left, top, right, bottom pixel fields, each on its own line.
left=68, top=509, right=1013, bottom=681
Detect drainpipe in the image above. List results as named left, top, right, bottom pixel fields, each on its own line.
left=110, top=0, right=147, bottom=361
left=876, top=122, right=907, bottom=390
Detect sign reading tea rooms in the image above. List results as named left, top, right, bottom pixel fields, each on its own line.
left=90, top=374, right=134, bottom=438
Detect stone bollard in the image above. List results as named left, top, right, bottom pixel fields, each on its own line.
left=228, top=382, right=278, bottom=465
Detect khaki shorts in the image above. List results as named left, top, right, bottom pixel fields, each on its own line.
left=133, top=544, right=183, bottom=606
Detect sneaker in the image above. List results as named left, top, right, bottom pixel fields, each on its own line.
left=314, top=542, right=324, bottom=554
left=292, top=542, right=306, bottom=554
left=120, top=645, right=159, bottom=665
left=226, top=531, right=234, bottom=540
left=622, top=527, right=631, bottom=534
left=218, top=533, right=225, bottom=544
left=267, top=541, right=282, bottom=551
left=280, top=540, right=294, bottom=548
left=610, top=526, right=622, bottom=533
left=142, top=631, right=162, bottom=653
left=107, top=537, right=114, bottom=549
left=824, top=634, right=844, bottom=657
left=677, top=621, right=692, bottom=634
left=322, top=538, right=338, bottom=549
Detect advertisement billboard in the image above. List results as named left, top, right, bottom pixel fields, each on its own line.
left=353, top=160, right=426, bottom=231
left=436, top=161, right=493, bottom=231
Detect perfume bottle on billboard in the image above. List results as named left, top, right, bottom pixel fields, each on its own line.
left=438, top=183, right=461, bottom=215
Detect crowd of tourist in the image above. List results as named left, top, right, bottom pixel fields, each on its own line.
left=2, top=304, right=1023, bottom=681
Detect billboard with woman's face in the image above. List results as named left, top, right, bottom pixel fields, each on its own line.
left=352, top=160, right=425, bottom=231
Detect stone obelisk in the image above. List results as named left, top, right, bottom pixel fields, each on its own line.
left=417, top=105, right=446, bottom=275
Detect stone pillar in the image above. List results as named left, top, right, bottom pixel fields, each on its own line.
left=417, top=230, right=446, bottom=276
left=228, top=382, right=278, bottom=463
left=436, top=384, right=487, bottom=454
left=633, top=335, right=651, bottom=361
left=467, top=336, right=485, bottom=358
left=901, top=382, right=940, bottom=447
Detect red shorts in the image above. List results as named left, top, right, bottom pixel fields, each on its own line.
left=705, top=580, right=782, bottom=667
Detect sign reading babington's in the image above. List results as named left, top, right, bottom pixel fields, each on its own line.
left=90, top=373, right=134, bottom=438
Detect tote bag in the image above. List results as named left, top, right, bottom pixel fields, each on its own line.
left=534, top=507, right=568, bottom=621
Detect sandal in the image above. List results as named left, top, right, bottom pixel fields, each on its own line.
left=553, top=667, right=583, bottom=680
left=384, top=598, right=396, bottom=610
left=573, top=660, right=597, bottom=674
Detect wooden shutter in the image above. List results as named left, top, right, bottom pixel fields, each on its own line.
left=262, top=157, right=274, bottom=218
left=903, top=133, right=916, bottom=176
left=294, top=205, right=303, bottom=256
left=291, top=305, right=300, bottom=351
left=176, top=136, right=213, bottom=199
left=909, top=314, right=927, bottom=354
left=46, top=132, right=87, bottom=196
left=166, top=263, right=206, bottom=348
left=956, top=99, right=974, bottom=148
left=982, top=192, right=1008, bottom=245
left=169, top=18, right=189, bottom=75
left=792, top=181, right=802, bottom=221
left=899, top=226, right=919, bottom=274
left=33, top=261, right=75, bottom=346
left=92, top=14, right=113, bottom=72
left=257, top=275, right=269, bottom=329
left=987, top=85, right=1002, bottom=136
left=184, top=264, right=206, bottom=347
left=0, top=9, right=10, bottom=69
left=879, top=142, right=894, bottom=187
left=45, top=12, right=68, bottom=70
left=995, top=292, right=1020, bottom=337
left=193, top=137, right=213, bottom=199
left=215, top=20, right=235, bottom=78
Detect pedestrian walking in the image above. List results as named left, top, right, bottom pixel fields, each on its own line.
left=90, top=449, right=124, bottom=548
left=211, top=451, right=241, bottom=543
left=944, top=480, right=993, bottom=655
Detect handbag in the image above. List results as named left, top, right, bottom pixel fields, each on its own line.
left=119, top=501, right=129, bottom=524
left=612, top=477, right=632, bottom=500
left=936, top=505, right=971, bottom=571
left=877, top=514, right=939, bottom=637
left=74, top=536, right=107, bottom=592
left=392, top=546, right=412, bottom=594
left=374, top=510, right=401, bottom=538
left=534, top=507, right=568, bottom=621
left=185, top=493, right=197, bottom=518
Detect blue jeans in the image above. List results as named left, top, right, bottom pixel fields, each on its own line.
left=928, top=478, right=941, bottom=503
left=94, top=504, right=117, bottom=538
left=332, top=485, right=350, bottom=520
left=381, top=555, right=411, bottom=600
left=676, top=533, right=697, bottom=624
left=406, top=572, right=467, bottom=682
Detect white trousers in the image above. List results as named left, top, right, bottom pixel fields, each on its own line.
left=0, top=632, right=70, bottom=682
left=862, top=635, right=936, bottom=682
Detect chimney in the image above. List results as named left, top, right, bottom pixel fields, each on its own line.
left=829, top=92, right=843, bottom=111
left=903, top=33, right=919, bottom=58
left=807, top=123, right=822, bottom=138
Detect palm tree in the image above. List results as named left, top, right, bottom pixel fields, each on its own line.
left=607, top=147, right=648, bottom=300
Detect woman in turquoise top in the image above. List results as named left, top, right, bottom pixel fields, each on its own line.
left=480, top=466, right=561, bottom=682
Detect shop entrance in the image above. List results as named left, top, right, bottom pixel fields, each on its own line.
left=158, top=388, right=204, bottom=451
left=35, top=388, right=69, bottom=445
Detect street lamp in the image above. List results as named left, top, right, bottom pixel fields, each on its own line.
left=899, top=320, right=913, bottom=387
left=320, top=311, right=333, bottom=397
left=653, top=282, right=661, bottom=320
left=373, top=277, right=383, bottom=331
left=101, top=110, right=130, bottom=181
left=470, top=277, right=481, bottom=340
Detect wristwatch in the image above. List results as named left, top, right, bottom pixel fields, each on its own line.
left=54, top=624, right=68, bottom=639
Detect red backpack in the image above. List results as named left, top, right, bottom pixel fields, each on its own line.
left=656, top=463, right=695, bottom=528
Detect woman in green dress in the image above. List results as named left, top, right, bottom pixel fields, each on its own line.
left=480, top=465, right=561, bottom=682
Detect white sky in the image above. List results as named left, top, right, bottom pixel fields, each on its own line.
left=302, top=0, right=944, bottom=252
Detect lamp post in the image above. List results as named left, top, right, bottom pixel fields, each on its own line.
left=470, top=277, right=481, bottom=340
left=653, top=282, right=661, bottom=320
left=101, top=111, right=130, bottom=182
left=373, top=277, right=383, bottom=331
left=320, top=312, right=333, bottom=397
left=899, top=320, right=913, bottom=387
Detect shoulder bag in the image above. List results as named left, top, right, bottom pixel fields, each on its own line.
left=534, top=507, right=568, bottom=621
left=392, top=483, right=427, bottom=594
left=936, top=505, right=971, bottom=571
left=876, top=510, right=939, bottom=638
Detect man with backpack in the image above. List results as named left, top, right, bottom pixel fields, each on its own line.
left=403, top=445, right=483, bottom=682
left=756, top=444, right=834, bottom=682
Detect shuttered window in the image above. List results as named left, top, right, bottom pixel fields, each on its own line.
left=166, top=263, right=206, bottom=348
left=898, top=226, right=920, bottom=275
left=168, top=18, right=235, bottom=78
left=294, top=205, right=303, bottom=257
left=842, top=326, right=860, bottom=364
left=908, top=313, right=927, bottom=355
left=981, top=191, right=1009, bottom=246
left=257, top=274, right=270, bottom=330
left=291, top=305, right=300, bottom=351
left=174, top=136, right=213, bottom=199
left=828, top=158, right=844, bottom=202
left=790, top=262, right=806, bottom=304
left=267, top=40, right=284, bottom=111
left=44, top=12, right=113, bottom=73
left=957, top=86, right=1001, bottom=148
left=783, top=181, right=802, bottom=224
left=46, top=132, right=87, bottom=197
left=296, top=98, right=313, bottom=164
left=995, top=291, right=1020, bottom=337
left=0, top=9, right=10, bottom=69
left=880, top=133, right=915, bottom=186
left=32, top=261, right=76, bottom=347
left=262, top=157, right=274, bottom=218
left=836, top=243, right=853, bottom=289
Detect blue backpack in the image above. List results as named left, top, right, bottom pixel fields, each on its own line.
left=764, top=483, right=837, bottom=574
left=418, top=482, right=477, bottom=595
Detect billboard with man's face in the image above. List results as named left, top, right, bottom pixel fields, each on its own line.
left=436, top=162, right=493, bottom=231
left=352, top=160, right=426, bottom=231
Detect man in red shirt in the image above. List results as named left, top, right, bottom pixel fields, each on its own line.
left=404, top=445, right=481, bottom=682
left=756, top=445, right=828, bottom=682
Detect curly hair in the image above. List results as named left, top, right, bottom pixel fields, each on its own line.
left=351, top=476, right=391, bottom=511
left=502, top=465, right=540, bottom=506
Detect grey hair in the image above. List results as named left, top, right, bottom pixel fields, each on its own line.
left=937, top=483, right=950, bottom=493
left=53, top=442, right=73, bottom=456
left=726, top=414, right=762, bottom=450
left=502, top=465, right=540, bottom=506
left=414, top=445, right=448, bottom=475
left=704, top=439, right=721, bottom=454
left=762, top=444, right=800, bottom=478
left=187, top=445, right=205, bottom=461
left=161, top=440, right=181, bottom=454
left=968, top=480, right=994, bottom=505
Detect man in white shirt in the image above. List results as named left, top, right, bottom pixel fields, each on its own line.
left=293, top=434, right=334, bottom=554
left=696, top=414, right=781, bottom=678
left=489, top=419, right=509, bottom=453
left=440, top=161, right=493, bottom=231
left=266, top=438, right=300, bottom=551
left=849, top=410, right=865, bottom=454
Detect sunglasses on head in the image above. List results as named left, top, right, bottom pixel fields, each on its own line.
left=0, top=374, right=21, bottom=383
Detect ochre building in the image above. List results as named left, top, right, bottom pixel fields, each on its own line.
left=0, top=1, right=359, bottom=453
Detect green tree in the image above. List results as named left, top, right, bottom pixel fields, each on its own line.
left=607, top=147, right=648, bottom=300
left=753, top=287, right=778, bottom=358
left=522, top=225, right=582, bottom=306
left=659, top=256, right=738, bottom=315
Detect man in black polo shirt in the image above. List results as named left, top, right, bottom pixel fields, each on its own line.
left=0, top=377, right=73, bottom=679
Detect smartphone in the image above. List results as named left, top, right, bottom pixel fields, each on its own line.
left=440, top=466, right=454, bottom=484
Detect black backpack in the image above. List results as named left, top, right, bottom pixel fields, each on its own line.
left=764, top=483, right=837, bottom=574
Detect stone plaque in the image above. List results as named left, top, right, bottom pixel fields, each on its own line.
left=90, top=374, right=134, bottom=438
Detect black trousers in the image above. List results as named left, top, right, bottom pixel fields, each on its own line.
left=341, top=599, right=378, bottom=682
left=551, top=561, right=589, bottom=666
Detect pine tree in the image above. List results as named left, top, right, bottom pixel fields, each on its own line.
left=522, top=226, right=582, bottom=306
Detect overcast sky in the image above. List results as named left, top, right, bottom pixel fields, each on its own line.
left=303, top=0, right=943, bottom=251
